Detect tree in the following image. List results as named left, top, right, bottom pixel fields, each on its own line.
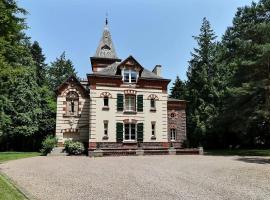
left=170, top=76, right=186, bottom=100
left=30, top=41, right=47, bottom=86
left=216, top=0, right=270, bottom=147
left=47, top=52, right=77, bottom=90
left=185, top=18, right=219, bottom=147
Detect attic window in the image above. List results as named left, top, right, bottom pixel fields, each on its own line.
left=101, top=45, right=111, bottom=50
left=123, top=69, right=137, bottom=83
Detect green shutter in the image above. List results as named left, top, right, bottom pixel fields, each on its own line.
left=117, top=94, right=124, bottom=111
left=137, top=123, right=144, bottom=142
left=137, top=95, right=143, bottom=112
left=116, top=122, right=123, bottom=142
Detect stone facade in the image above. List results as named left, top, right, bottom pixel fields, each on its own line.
left=55, top=19, right=187, bottom=153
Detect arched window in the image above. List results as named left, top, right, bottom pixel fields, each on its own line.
left=66, top=91, right=79, bottom=116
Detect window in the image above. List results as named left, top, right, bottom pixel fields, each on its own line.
left=150, top=99, right=156, bottom=109
left=125, top=95, right=136, bottom=111
left=171, top=113, right=175, bottom=118
left=151, top=122, right=156, bottom=137
left=66, top=91, right=79, bottom=116
left=104, top=121, right=108, bottom=136
left=103, top=96, right=109, bottom=107
left=170, top=129, right=176, bottom=141
left=124, top=123, right=136, bottom=141
left=123, top=69, right=137, bottom=83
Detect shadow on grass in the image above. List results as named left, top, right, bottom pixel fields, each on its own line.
left=205, top=149, right=270, bottom=157
left=235, top=157, right=270, bottom=164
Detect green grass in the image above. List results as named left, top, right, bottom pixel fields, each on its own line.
left=0, top=152, right=41, bottom=163
left=205, top=149, right=270, bottom=156
left=0, top=174, right=27, bottom=200
left=0, top=152, right=40, bottom=199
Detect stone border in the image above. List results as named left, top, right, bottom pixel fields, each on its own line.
left=0, top=171, right=36, bottom=200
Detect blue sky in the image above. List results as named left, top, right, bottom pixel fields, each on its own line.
left=19, top=0, right=256, bottom=87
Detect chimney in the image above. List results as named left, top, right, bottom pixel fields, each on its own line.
left=152, top=65, right=162, bottom=77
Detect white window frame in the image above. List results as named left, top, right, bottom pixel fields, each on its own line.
left=124, top=123, right=136, bottom=141
left=170, top=128, right=176, bottom=141
left=122, top=68, right=138, bottom=83
left=125, top=95, right=136, bottom=112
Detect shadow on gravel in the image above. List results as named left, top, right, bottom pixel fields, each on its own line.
left=235, top=157, right=270, bottom=164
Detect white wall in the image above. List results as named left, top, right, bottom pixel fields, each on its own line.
left=89, top=86, right=168, bottom=143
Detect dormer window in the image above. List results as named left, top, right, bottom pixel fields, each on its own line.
left=123, top=69, right=137, bottom=83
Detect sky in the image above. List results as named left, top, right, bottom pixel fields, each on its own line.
left=19, top=0, right=256, bottom=88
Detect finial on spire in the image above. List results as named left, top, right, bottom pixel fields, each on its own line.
left=105, top=12, right=108, bottom=25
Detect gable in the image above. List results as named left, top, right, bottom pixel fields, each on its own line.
left=55, top=75, right=89, bottom=98
left=117, top=55, right=143, bottom=73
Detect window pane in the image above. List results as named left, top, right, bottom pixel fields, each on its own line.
left=130, top=71, right=137, bottom=82
left=104, top=122, right=108, bottom=135
left=125, top=96, right=135, bottom=111
left=124, top=71, right=129, bottom=82
left=125, top=124, right=129, bottom=140
left=151, top=99, right=155, bottom=108
left=131, top=124, right=136, bottom=140
left=170, top=129, right=176, bottom=140
left=104, top=97, right=109, bottom=106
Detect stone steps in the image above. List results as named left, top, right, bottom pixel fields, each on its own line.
left=48, top=147, right=68, bottom=156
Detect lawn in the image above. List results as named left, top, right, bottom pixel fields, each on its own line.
left=205, top=149, right=270, bottom=156
left=0, top=152, right=41, bottom=163
left=0, top=152, right=40, bottom=200
left=0, top=174, right=27, bottom=200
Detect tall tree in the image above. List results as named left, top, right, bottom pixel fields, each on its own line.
left=185, top=18, right=219, bottom=147
left=47, top=52, right=77, bottom=90
left=30, top=41, right=47, bottom=86
left=0, top=0, right=42, bottom=150
left=170, top=76, right=186, bottom=100
left=216, top=0, right=270, bottom=147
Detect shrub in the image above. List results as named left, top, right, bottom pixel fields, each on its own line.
left=40, top=135, right=57, bottom=155
left=64, top=140, right=85, bottom=155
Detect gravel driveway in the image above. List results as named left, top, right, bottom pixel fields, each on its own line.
left=1, top=155, right=270, bottom=200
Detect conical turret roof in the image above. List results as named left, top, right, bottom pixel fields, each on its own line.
left=94, top=18, right=118, bottom=59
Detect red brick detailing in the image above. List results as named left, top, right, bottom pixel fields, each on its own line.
left=168, top=101, right=186, bottom=110
left=100, top=92, right=112, bottom=98
left=162, top=142, right=169, bottom=148
left=63, top=101, right=67, bottom=105
left=89, top=142, right=97, bottom=149
left=147, top=94, right=159, bottom=100
left=63, top=107, right=66, bottom=111
left=124, top=90, right=137, bottom=95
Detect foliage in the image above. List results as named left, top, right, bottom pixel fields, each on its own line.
left=215, top=0, right=270, bottom=148
left=184, top=17, right=220, bottom=147
left=170, top=76, right=186, bottom=100
left=40, top=135, right=57, bottom=155
left=0, top=151, right=40, bottom=163
left=0, top=174, right=26, bottom=200
left=30, top=41, right=47, bottom=86
left=64, top=140, right=85, bottom=155
left=47, top=52, right=77, bottom=90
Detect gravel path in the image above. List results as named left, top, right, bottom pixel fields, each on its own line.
left=1, top=155, right=270, bottom=200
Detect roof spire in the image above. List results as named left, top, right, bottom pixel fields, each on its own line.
left=94, top=14, right=118, bottom=59
left=105, top=12, right=108, bottom=25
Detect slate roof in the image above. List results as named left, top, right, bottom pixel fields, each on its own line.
left=94, top=20, right=118, bottom=59
left=93, top=61, right=166, bottom=80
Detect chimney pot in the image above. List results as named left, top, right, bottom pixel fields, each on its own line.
left=152, top=65, right=162, bottom=77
